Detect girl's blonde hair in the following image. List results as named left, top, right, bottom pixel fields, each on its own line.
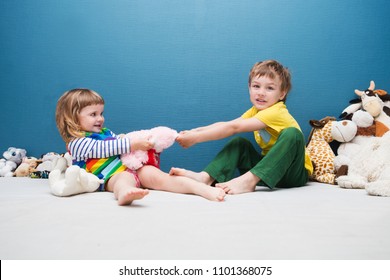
left=55, top=88, right=104, bottom=143
left=248, top=60, right=291, bottom=101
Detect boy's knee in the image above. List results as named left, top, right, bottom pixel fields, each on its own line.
left=279, top=127, right=304, bottom=144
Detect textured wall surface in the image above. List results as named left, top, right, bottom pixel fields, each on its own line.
left=1, top=0, right=389, bottom=171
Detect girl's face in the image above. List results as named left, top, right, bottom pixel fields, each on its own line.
left=78, top=104, right=105, bottom=133
left=248, top=75, right=287, bottom=111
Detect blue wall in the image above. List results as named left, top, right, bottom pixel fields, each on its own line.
left=1, top=0, right=389, bottom=172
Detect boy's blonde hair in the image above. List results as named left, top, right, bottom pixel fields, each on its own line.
left=248, top=60, right=291, bottom=101
left=56, top=88, right=104, bottom=143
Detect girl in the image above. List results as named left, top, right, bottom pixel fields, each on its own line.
left=55, top=89, right=225, bottom=205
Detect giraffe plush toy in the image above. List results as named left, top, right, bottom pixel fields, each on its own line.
left=306, top=117, right=338, bottom=184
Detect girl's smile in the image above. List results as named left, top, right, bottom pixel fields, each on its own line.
left=78, top=104, right=105, bottom=133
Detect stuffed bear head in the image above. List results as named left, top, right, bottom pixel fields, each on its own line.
left=3, top=147, right=26, bottom=165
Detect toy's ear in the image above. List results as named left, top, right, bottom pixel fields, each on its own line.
left=309, top=119, right=322, bottom=128
left=375, top=89, right=388, bottom=96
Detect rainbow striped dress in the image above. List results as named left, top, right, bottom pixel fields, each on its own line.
left=68, top=128, right=130, bottom=191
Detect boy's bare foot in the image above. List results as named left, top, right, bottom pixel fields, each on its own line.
left=117, top=187, right=149, bottom=206
left=216, top=172, right=259, bottom=195
left=169, top=167, right=213, bottom=185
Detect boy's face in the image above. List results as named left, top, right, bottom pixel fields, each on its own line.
left=78, top=104, right=105, bottom=133
left=248, top=74, right=287, bottom=111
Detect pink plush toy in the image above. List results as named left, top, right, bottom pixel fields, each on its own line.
left=120, top=126, right=178, bottom=170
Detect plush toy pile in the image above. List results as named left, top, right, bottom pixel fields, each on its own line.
left=308, top=80, right=390, bottom=197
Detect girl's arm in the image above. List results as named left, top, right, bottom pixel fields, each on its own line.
left=177, top=117, right=266, bottom=148
left=68, top=137, right=130, bottom=161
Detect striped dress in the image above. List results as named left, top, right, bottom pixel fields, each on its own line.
left=68, top=128, right=130, bottom=191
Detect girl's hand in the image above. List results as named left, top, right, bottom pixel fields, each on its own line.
left=131, top=136, right=155, bottom=151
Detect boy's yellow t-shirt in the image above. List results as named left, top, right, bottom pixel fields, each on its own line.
left=241, top=101, right=313, bottom=175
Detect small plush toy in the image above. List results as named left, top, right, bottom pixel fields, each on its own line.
left=336, top=131, right=390, bottom=196
left=120, top=126, right=178, bottom=170
left=49, top=157, right=104, bottom=197
left=14, top=156, right=41, bottom=177
left=340, top=80, right=390, bottom=137
left=36, top=152, right=62, bottom=172
left=306, top=117, right=338, bottom=184
left=0, top=147, right=27, bottom=177
left=355, top=81, right=390, bottom=137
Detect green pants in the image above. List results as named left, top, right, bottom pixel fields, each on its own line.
left=204, top=127, right=309, bottom=189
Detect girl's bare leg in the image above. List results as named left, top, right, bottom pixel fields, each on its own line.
left=216, top=171, right=260, bottom=194
left=139, top=166, right=225, bottom=202
left=169, top=167, right=214, bottom=185
left=107, top=172, right=149, bottom=206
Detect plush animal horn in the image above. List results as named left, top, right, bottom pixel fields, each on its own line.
left=369, top=80, right=375, bottom=91
left=354, top=89, right=364, bottom=96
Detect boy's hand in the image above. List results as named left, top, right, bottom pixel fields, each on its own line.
left=176, top=130, right=197, bottom=148
left=131, top=136, right=155, bottom=151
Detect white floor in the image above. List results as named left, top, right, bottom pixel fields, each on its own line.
left=1, top=177, right=389, bottom=260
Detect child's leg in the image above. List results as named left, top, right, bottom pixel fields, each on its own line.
left=170, top=137, right=260, bottom=185
left=106, top=171, right=149, bottom=206
left=169, top=168, right=214, bottom=185
left=217, top=128, right=308, bottom=194
left=137, top=165, right=225, bottom=202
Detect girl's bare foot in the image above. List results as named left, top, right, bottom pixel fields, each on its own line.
left=216, top=172, right=259, bottom=195
left=197, top=185, right=226, bottom=202
left=116, top=187, right=149, bottom=206
left=169, top=167, right=213, bottom=185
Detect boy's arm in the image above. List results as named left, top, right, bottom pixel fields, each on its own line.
left=177, top=117, right=265, bottom=148
left=190, top=122, right=226, bottom=132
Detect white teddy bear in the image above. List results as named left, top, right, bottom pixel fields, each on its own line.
left=332, top=110, right=375, bottom=172
left=49, top=156, right=104, bottom=197
left=36, top=152, right=62, bottom=172
left=0, top=147, right=27, bottom=177
left=336, top=130, right=390, bottom=196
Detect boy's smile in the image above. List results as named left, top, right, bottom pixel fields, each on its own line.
left=249, top=75, right=286, bottom=110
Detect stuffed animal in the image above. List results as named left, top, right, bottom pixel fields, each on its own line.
left=336, top=131, right=390, bottom=196
left=0, top=147, right=27, bottom=177
left=306, top=117, right=338, bottom=184
left=36, top=152, right=62, bottom=172
left=340, top=81, right=390, bottom=137
left=49, top=157, right=104, bottom=197
left=333, top=110, right=375, bottom=176
left=14, top=156, right=41, bottom=177
left=120, top=126, right=178, bottom=170
left=355, top=81, right=390, bottom=137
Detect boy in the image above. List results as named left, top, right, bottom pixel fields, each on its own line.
left=170, top=60, right=313, bottom=194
